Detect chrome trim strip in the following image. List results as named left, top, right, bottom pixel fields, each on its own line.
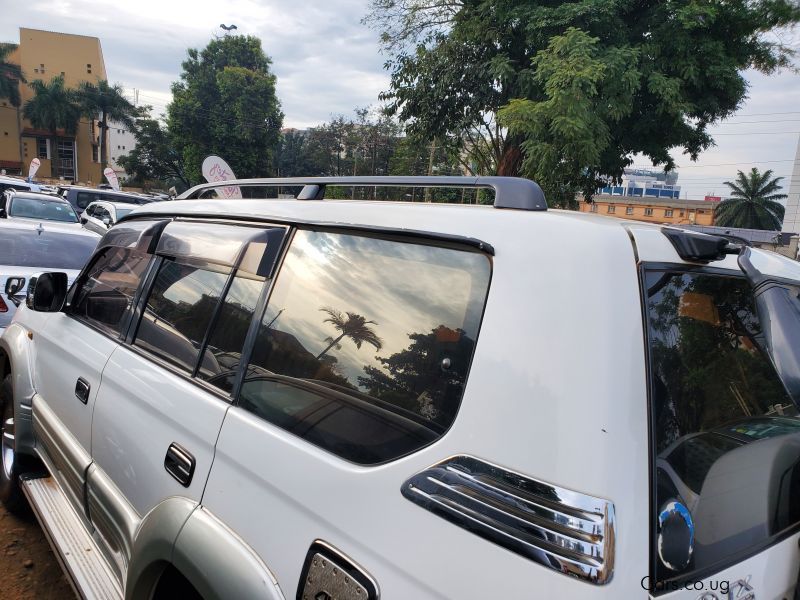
left=401, top=455, right=616, bottom=585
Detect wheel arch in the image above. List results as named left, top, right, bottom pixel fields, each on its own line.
left=0, top=323, right=37, bottom=456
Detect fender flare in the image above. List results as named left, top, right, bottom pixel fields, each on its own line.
left=171, top=506, right=285, bottom=600
left=0, top=323, right=37, bottom=456
left=125, top=496, right=197, bottom=600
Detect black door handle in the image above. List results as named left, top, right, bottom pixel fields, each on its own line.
left=75, top=378, right=90, bottom=404
left=164, top=443, right=195, bottom=487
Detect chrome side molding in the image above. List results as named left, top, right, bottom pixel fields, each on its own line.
left=401, top=455, right=616, bottom=584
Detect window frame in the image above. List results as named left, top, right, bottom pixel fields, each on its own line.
left=640, top=262, right=800, bottom=595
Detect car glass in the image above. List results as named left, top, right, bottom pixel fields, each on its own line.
left=115, top=207, right=133, bottom=219
left=134, top=260, right=230, bottom=373
left=237, top=229, right=491, bottom=465
left=71, top=246, right=151, bottom=335
left=0, top=228, right=98, bottom=269
left=76, top=191, right=96, bottom=209
left=197, top=271, right=265, bottom=393
left=8, top=197, right=78, bottom=222
left=645, top=270, right=800, bottom=587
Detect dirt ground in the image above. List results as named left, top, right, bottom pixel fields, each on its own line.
left=0, top=502, right=74, bottom=599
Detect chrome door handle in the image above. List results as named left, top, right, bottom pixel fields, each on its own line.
left=74, top=378, right=90, bottom=404
left=164, top=443, right=195, bottom=487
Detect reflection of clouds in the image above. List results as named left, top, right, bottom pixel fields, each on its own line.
left=266, top=230, right=490, bottom=388
left=161, top=266, right=227, bottom=306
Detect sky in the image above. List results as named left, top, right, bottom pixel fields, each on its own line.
left=1, top=0, right=799, bottom=201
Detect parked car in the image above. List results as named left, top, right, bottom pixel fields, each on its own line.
left=0, top=174, right=43, bottom=194
left=80, top=200, right=137, bottom=235
left=1, top=190, right=81, bottom=226
left=61, top=185, right=155, bottom=215
left=0, top=218, right=100, bottom=335
left=2, top=176, right=800, bottom=600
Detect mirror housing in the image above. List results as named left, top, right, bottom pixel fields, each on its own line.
left=80, top=216, right=87, bottom=224
left=26, top=272, right=68, bottom=312
left=5, top=277, right=25, bottom=297
left=102, top=216, right=111, bottom=227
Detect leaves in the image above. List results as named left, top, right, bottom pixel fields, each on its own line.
left=714, top=168, right=787, bottom=230
left=0, top=43, right=24, bottom=107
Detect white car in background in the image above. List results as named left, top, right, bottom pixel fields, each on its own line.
left=0, top=218, right=100, bottom=334
left=80, top=200, right=137, bottom=235
left=1, top=190, right=82, bottom=227
left=0, top=175, right=43, bottom=194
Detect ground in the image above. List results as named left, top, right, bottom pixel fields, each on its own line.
left=0, top=502, right=74, bottom=599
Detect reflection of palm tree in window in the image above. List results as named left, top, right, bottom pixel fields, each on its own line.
left=316, top=307, right=383, bottom=360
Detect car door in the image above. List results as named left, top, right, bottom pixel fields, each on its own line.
left=642, top=266, right=800, bottom=599
left=88, top=220, right=286, bottom=572
left=32, top=224, right=155, bottom=516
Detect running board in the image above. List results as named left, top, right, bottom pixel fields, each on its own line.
left=21, top=475, right=122, bottom=600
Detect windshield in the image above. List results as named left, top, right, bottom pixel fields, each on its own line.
left=0, top=228, right=98, bottom=269
left=9, top=197, right=78, bottom=223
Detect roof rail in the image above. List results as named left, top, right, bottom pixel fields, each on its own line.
left=178, top=176, right=547, bottom=211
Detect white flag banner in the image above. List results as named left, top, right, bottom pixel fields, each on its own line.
left=28, top=158, right=41, bottom=180
left=104, top=167, right=121, bottom=191
left=201, top=155, right=242, bottom=199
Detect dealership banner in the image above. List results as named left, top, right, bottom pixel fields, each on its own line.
left=28, top=158, right=40, bottom=181
left=104, top=167, right=121, bottom=191
left=201, top=155, right=242, bottom=199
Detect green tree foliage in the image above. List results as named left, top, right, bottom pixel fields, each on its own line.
left=117, top=107, right=190, bottom=189
left=76, top=80, right=137, bottom=172
left=715, top=168, right=787, bottom=230
left=366, top=0, right=800, bottom=207
left=168, top=35, right=283, bottom=183
left=23, top=75, right=80, bottom=178
left=0, top=43, right=24, bottom=107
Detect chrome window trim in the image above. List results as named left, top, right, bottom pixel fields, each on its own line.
left=401, top=455, right=616, bottom=585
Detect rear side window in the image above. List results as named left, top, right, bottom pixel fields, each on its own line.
left=76, top=191, right=96, bottom=209
left=238, top=230, right=491, bottom=465
left=72, top=247, right=151, bottom=335
left=134, top=260, right=229, bottom=373
left=645, top=270, right=799, bottom=589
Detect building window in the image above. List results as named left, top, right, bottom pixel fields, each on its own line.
left=665, top=209, right=674, bottom=217
left=87, top=63, right=92, bottom=74
left=590, top=204, right=598, bottom=213
left=92, top=145, right=99, bottom=162
left=644, top=208, right=654, bottom=216
left=607, top=205, right=616, bottom=214
left=679, top=210, right=685, bottom=217
left=697, top=210, right=705, bottom=215
left=37, top=138, right=49, bottom=159
left=61, top=71, right=65, bottom=76
left=626, top=206, right=634, bottom=215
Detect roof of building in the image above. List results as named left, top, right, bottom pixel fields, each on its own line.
left=588, top=194, right=716, bottom=209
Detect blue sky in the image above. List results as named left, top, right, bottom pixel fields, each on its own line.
left=1, top=0, right=798, bottom=200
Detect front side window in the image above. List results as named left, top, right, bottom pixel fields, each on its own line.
left=134, top=260, right=229, bottom=373
left=72, top=247, right=151, bottom=335
left=76, top=191, right=96, bottom=209
left=238, top=230, right=491, bottom=465
left=645, top=269, right=799, bottom=589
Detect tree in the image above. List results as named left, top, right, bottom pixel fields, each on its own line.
left=23, top=75, right=80, bottom=178
left=366, top=0, right=800, bottom=207
left=316, top=307, right=383, bottom=360
left=0, top=43, right=23, bottom=107
left=715, top=168, right=787, bottom=230
left=76, top=80, right=137, bottom=173
left=168, top=35, right=283, bottom=184
left=117, top=107, right=190, bottom=189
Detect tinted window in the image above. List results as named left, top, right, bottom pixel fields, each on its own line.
left=134, top=260, right=229, bottom=373
left=72, top=247, right=151, bottom=335
left=9, top=197, right=78, bottom=222
left=646, top=270, right=799, bottom=587
left=238, top=230, right=491, bottom=465
left=0, top=228, right=98, bottom=269
left=115, top=208, right=133, bottom=219
left=76, top=191, right=96, bottom=209
left=197, top=272, right=265, bottom=392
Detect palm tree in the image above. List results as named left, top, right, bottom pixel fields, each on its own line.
left=715, top=168, right=787, bottom=230
left=23, top=76, right=80, bottom=178
left=0, top=43, right=24, bottom=107
left=316, top=307, right=383, bottom=360
left=76, top=80, right=136, bottom=172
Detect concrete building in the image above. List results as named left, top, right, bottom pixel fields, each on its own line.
left=580, top=195, right=716, bottom=226
left=108, top=120, right=136, bottom=178
left=0, top=28, right=107, bottom=183
left=597, top=168, right=681, bottom=200
left=782, top=136, right=800, bottom=238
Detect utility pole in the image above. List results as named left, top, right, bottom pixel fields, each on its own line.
left=424, top=138, right=436, bottom=202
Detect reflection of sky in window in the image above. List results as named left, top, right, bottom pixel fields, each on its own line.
left=263, top=230, right=490, bottom=387
left=162, top=265, right=227, bottom=306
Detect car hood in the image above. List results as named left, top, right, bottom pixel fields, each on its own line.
left=2, top=218, right=99, bottom=238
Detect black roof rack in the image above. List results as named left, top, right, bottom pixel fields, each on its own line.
left=179, top=176, right=547, bottom=211
left=662, top=227, right=742, bottom=263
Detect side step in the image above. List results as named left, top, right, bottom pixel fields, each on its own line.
left=21, top=475, right=122, bottom=600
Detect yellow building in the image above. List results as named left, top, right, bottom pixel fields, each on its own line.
left=0, top=28, right=107, bottom=183
left=579, top=195, right=716, bottom=226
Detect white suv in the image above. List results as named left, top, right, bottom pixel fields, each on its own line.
left=2, top=176, right=800, bottom=600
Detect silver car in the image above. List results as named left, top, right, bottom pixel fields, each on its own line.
left=80, top=200, right=137, bottom=235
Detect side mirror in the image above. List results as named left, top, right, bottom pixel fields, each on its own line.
left=102, top=216, right=111, bottom=227
left=80, top=216, right=87, bottom=224
left=0, top=208, right=5, bottom=217
left=5, top=277, right=25, bottom=297
left=26, top=272, right=68, bottom=312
